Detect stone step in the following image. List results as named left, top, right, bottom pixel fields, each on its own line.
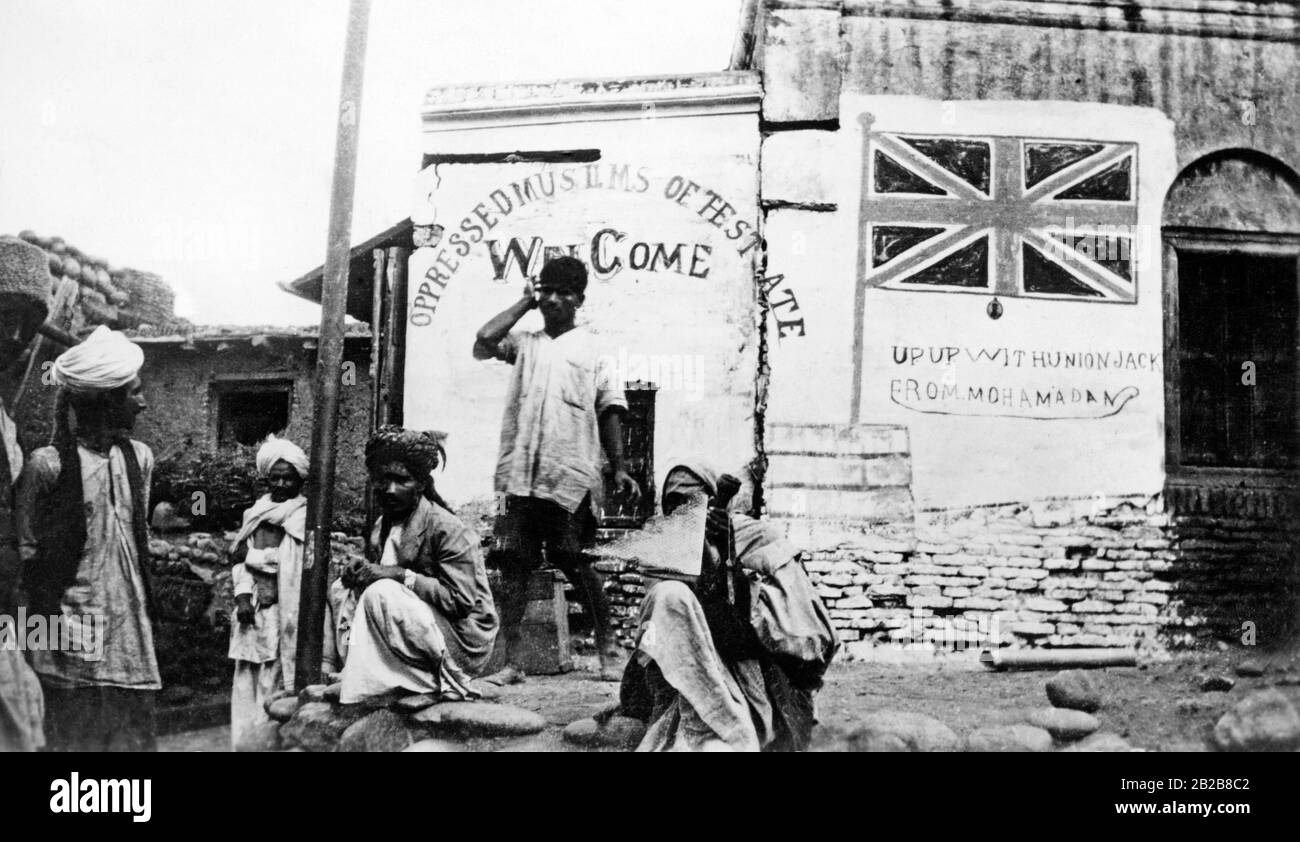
left=767, top=452, right=911, bottom=489
left=411, top=701, right=547, bottom=738
left=766, top=423, right=909, bottom=457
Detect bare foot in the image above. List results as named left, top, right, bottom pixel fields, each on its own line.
left=482, top=665, right=526, bottom=686
left=466, top=679, right=503, bottom=701
left=597, top=651, right=627, bottom=682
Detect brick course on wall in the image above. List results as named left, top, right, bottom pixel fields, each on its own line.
left=591, top=495, right=1300, bottom=655
left=136, top=336, right=373, bottom=532
left=793, top=501, right=1176, bottom=653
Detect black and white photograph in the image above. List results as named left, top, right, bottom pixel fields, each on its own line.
left=0, top=0, right=1296, bottom=816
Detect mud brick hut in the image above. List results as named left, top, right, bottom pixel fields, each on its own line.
left=127, top=322, right=374, bottom=533
left=284, top=0, right=1300, bottom=655
left=1, top=231, right=378, bottom=710
left=1, top=229, right=376, bottom=530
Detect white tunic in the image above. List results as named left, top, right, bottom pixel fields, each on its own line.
left=493, top=327, right=626, bottom=513
left=21, top=442, right=160, bottom=690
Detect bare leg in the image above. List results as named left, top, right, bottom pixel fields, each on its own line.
left=484, top=555, right=531, bottom=685
left=554, top=551, right=624, bottom=680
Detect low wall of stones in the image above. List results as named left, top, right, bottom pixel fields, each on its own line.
left=794, top=498, right=1177, bottom=658
left=591, top=493, right=1300, bottom=657
left=592, top=559, right=648, bottom=650
left=148, top=530, right=366, bottom=694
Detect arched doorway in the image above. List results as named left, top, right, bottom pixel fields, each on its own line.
left=1161, top=149, right=1300, bottom=645
left=1163, top=150, right=1300, bottom=485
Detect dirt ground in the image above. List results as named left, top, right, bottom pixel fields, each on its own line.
left=159, top=646, right=1300, bottom=752
left=814, top=647, right=1300, bottom=752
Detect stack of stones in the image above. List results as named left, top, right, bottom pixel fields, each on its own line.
left=146, top=530, right=368, bottom=693
left=148, top=532, right=233, bottom=691
left=148, top=532, right=232, bottom=625
left=147, top=530, right=367, bottom=625
left=592, top=558, right=646, bottom=649
left=1031, top=669, right=1114, bottom=750
left=254, top=682, right=547, bottom=753
left=968, top=670, right=1132, bottom=752
left=810, top=670, right=1130, bottom=752
left=11, top=229, right=156, bottom=329
left=788, top=498, right=1178, bottom=656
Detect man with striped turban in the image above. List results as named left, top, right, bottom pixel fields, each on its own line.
left=0, top=235, right=52, bottom=752
left=330, top=426, right=498, bottom=703
left=16, top=324, right=156, bottom=751
left=227, top=434, right=310, bottom=750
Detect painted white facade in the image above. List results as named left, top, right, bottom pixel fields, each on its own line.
left=763, top=96, right=1178, bottom=511
left=405, top=74, right=763, bottom=508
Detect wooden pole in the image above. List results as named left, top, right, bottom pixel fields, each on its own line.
left=728, top=0, right=761, bottom=70
left=296, top=0, right=371, bottom=690
left=13, top=279, right=81, bottom=411
left=34, top=320, right=79, bottom=349
left=382, top=245, right=408, bottom=426
left=365, top=247, right=386, bottom=547
left=369, top=248, right=386, bottom=429
left=980, top=648, right=1137, bottom=671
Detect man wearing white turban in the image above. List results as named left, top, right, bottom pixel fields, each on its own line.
left=226, top=434, right=314, bottom=750
left=48, top=325, right=145, bottom=394
left=16, top=325, right=157, bottom=751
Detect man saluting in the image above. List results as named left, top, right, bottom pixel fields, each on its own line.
left=474, top=256, right=640, bottom=683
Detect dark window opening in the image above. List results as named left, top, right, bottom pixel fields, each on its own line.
left=1176, top=251, right=1297, bottom=469
left=598, top=382, right=656, bottom=528
left=216, top=382, right=293, bottom=447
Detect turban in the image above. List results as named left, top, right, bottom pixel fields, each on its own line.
left=51, top=325, right=143, bottom=393
left=0, top=236, right=53, bottom=323
left=256, top=434, right=309, bottom=480
left=365, top=426, right=447, bottom=483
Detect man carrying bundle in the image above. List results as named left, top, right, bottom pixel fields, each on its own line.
left=17, top=325, right=157, bottom=751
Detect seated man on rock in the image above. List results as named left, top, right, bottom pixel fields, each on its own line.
left=330, top=427, right=498, bottom=704
left=615, top=462, right=838, bottom=751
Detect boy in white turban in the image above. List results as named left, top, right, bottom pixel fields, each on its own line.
left=16, top=325, right=156, bottom=751
left=227, top=434, right=310, bottom=750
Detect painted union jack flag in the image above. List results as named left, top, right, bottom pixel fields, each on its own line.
left=859, top=131, right=1139, bottom=303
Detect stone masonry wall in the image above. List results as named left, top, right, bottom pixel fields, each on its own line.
left=148, top=529, right=367, bottom=693
left=593, top=495, right=1300, bottom=656
left=795, top=499, right=1177, bottom=656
